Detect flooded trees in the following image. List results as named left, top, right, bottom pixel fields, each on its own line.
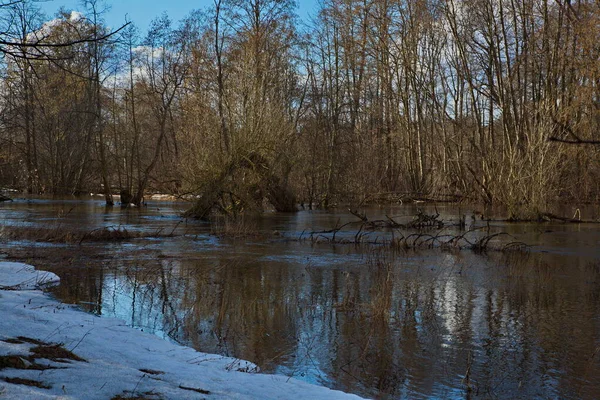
left=1, top=6, right=109, bottom=195
left=184, top=0, right=300, bottom=218
left=295, top=0, right=600, bottom=216
left=440, top=0, right=600, bottom=217
left=84, top=0, right=115, bottom=206
left=0, top=0, right=598, bottom=216
left=0, top=1, right=124, bottom=199
left=129, top=14, right=190, bottom=207
left=299, top=0, right=447, bottom=205
left=105, top=15, right=193, bottom=207
left=0, top=1, right=42, bottom=194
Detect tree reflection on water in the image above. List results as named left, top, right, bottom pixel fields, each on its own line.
left=52, top=247, right=600, bottom=399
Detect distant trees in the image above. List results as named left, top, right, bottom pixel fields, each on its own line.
left=0, top=0, right=598, bottom=217
left=438, top=0, right=600, bottom=215
left=1, top=4, right=106, bottom=195
left=129, top=13, right=191, bottom=206
left=295, top=0, right=600, bottom=217
left=184, top=0, right=300, bottom=217
left=84, top=0, right=116, bottom=205
left=0, top=0, right=125, bottom=199
left=0, top=0, right=43, bottom=193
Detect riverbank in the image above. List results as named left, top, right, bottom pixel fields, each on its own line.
left=0, top=262, right=362, bottom=399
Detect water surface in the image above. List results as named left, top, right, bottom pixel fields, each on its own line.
left=1, top=198, right=599, bottom=399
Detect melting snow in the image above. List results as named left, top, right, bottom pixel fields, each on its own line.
left=0, top=262, right=362, bottom=399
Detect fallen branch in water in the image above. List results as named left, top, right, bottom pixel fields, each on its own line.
left=303, top=211, right=528, bottom=253
left=347, top=208, right=444, bottom=230
left=511, top=211, right=600, bottom=224
left=309, top=218, right=356, bottom=243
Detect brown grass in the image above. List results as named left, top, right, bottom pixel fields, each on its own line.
left=30, top=344, right=86, bottom=362
left=3, top=336, right=44, bottom=345
left=0, top=355, right=31, bottom=370
left=0, top=337, right=85, bottom=373
left=139, top=368, right=164, bottom=375
left=211, top=216, right=262, bottom=239
left=2, top=338, right=26, bottom=345
left=0, top=224, right=178, bottom=244
left=178, top=385, right=211, bottom=394
left=3, top=377, right=51, bottom=389
left=111, top=391, right=163, bottom=400
left=0, top=355, right=59, bottom=371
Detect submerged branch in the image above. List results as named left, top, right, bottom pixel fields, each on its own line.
left=303, top=211, right=530, bottom=253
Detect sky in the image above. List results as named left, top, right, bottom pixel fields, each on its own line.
left=39, top=0, right=319, bottom=32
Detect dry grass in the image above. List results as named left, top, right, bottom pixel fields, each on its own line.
left=30, top=344, right=86, bottom=363
left=0, top=225, right=77, bottom=243
left=0, top=337, right=86, bottom=373
left=2, top=337, right=44, bottom=345
left=211, top=216, right=262, bottom=239
left=0, top=355, right=35, bottom=370
left=139, top=368, right=164, bottom=375
left=0, top=224, right=180, bottom=244
left=0, top=224, right=137, bottom=244
left=111, top=392, right=163, bottom=400
left=368, top=256, right=394, bottom=321
left=178, top=385, right=211, bottom=394
left=3, top=377, right=51, bottom=389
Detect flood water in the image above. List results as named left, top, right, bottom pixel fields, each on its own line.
left=1, top=197, right=600, bottom=399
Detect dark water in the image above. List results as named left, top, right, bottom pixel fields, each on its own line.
left=1, top=198, right=600, bottom=399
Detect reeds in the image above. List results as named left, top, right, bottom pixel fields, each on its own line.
left=368, top=254, right=394, bottom=322
left=211, top=216, right=261, bottom=239
left=334, top=251, right=395, bottom=322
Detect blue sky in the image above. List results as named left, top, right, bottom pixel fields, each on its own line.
left=39, top=1, right=319, bottom=31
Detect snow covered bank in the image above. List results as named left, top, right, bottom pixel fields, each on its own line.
left=0, top=262, right=363, bottom=399
left=0, top=263, right=59, bottom=290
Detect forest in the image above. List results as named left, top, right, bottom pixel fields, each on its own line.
left=0, top=0, right=598, bottom=219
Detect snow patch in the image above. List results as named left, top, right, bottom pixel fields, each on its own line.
left=0, top=262, right=60, bottom=290
left=0, top=262, right=362, bottom=399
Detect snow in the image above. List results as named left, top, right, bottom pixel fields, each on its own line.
left=0, top=263, right=60, bottom=290
left=0, top=262, right=363, bottom=400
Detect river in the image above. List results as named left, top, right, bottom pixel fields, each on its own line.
left=1, top=197, right=599, bottom=399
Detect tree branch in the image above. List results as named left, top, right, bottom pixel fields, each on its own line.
left=0, top=22, right=130, bottom=50
left=548, top=137, right=600, bottom=145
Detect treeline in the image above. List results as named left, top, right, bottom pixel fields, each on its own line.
left=0, top=0, right=598, bottom=218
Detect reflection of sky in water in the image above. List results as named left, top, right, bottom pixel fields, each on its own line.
left=274, top=330, right=335, bottom=387
left=101, top=268, right=180, bottom=343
